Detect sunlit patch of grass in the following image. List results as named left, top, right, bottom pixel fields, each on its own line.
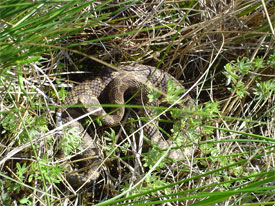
left=0, top=0, right=274, bottom=205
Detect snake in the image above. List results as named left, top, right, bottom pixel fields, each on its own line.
left=58, top=64, right=194, bottom=187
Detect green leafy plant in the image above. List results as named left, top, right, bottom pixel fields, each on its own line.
left=29, top=157, right=63, bottom=184
left=58, top=127, right=83, bottom=156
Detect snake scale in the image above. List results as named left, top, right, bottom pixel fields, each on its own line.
left=59, top=64, right=194, bottom=187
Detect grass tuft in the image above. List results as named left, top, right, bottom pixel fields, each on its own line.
left=0, top=0, right=274, bottom=205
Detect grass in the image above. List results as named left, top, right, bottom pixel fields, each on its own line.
left=0, top=0, right=274, bottom=205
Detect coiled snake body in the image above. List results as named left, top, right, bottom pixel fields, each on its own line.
left=60, top=64, right=193, bottom=187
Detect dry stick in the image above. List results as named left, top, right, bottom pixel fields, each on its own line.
left=261, top=0, right=275, bottom=36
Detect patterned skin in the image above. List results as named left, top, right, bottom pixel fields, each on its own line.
left=59, top=64, right=194, bottom=187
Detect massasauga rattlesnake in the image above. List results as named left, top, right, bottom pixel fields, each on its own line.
left=58, top=64, right=194, bottom=187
